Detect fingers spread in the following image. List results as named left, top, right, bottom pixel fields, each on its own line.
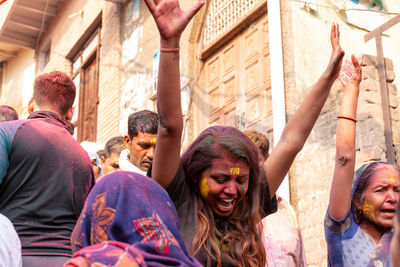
left=351, top=55, right=364, bottom=74
left=144, top=0, right=156, bottom=14
left=336, top=23, right=340, bottom=41
left=186, top=1, right=205, bottom=22
left=331, top=23, right=335, bottom=43
left=351, top=54, right=359, bottom=67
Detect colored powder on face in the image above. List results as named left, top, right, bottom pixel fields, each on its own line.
left=229, top=168, right=240, bottom=175
left=200, top=177, right=209, bottom=198
left=150, top=138, right=157, bottom=145
left=241, top=185, right=245, bottom=193
left=362, top=202, right=375, bottom=220
left=388, top=177, right=399, bottom=185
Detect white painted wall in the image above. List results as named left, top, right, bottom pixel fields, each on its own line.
left=0, top=48, right=35, bottom=118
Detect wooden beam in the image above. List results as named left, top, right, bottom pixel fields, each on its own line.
left=3, top=29, right=36, bottom=43
left=15, top=0, right=58, bottom=16
left=364, top=15, right=400, bottom=164
left=375, top=35, right=395, bottom=164
left=0, top=35, right=33, bottom=49
left=0, top=49, right=17, bottom=58
left=365, top=15, right=400, bottom=42
left=9, top=14, right=43, bottom=31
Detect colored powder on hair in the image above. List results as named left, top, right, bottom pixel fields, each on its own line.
left=200, top=177, right=209, bottom=198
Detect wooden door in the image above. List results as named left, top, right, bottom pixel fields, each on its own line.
left=78, top=54, right=99, bottom=142
left=240, top=15, right=271, bottom=131
left=197, top=14, right=272, bottom=137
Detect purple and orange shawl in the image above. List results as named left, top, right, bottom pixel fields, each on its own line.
left=69, top=171, right=201, bottom=267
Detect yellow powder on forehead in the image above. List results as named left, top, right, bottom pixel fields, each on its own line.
left=200, top=177, right=209, bottom=198
left=388, top=177, right=399, bottom=185
left=229, top=168, right=240, bottom=175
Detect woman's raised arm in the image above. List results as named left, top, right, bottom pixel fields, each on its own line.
left=264, top=24, right=345, bottom=196
left=144, top=0, right=204, bottom=188
left=329, top=54, right=363, bottom=220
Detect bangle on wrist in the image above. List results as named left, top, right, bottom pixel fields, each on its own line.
left=160, top=47, right=180, bottom=53
left=337, top=116, right=357, bottom=123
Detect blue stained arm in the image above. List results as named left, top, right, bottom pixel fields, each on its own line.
left=0, top=121, right=24, bottom=185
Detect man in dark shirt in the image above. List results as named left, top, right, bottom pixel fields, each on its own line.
left=0, top=71, right=95, bottom=266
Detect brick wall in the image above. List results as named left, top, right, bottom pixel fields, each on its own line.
left=97, top=3, right=122, bottom=143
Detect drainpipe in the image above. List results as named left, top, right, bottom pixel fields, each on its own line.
left=267, top=0, right=290, bottom=202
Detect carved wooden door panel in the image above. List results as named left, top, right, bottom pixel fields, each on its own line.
left=78, top=54, right=98, bottom=142
left=198, top=14, right=272, bottom=135
left=206, top=35, right=240, bottom=128
left=239, top=15, right=272, bottom=132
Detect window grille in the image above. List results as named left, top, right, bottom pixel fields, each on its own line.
left=202, top=0, right=264, bottom=48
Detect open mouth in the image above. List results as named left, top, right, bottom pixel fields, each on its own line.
left=381, top=209, right=395, bottom=217
left=381, top=209, right=395, bottom=213
left=217, top=198, right=234, bottom=212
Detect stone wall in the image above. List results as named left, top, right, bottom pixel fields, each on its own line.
left=290, top=54, right=398, bottom=266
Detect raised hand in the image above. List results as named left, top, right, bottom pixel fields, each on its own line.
left=339, top=54, right=363, bottom=86
left=144, top=0, right=204, bottom=43
left=326, top=23, right=345, bottom=78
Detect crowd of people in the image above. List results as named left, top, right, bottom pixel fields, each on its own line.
left=0, top=0, right=399, bottom=266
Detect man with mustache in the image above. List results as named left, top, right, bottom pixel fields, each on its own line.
left=119, top=110, right=159, bottom=175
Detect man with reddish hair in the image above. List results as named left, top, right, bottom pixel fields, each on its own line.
left=0, top=71, right=95, bottom=266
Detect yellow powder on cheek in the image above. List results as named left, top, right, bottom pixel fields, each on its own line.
left=362, top=202, right=375, bottom=219
left=200, top=177, right=209, bottom=198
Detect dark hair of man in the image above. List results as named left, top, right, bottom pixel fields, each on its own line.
left=104, top=136, right=125, bottom=158
left=0, top=105, right=18, bottom=121
left=181, top=126, right=265, bottom=267
left=97, top=150, right=106, bottom=159
left=243, top=130, right=270, bottom=160
left=33, top=71, right=76, bottom=115
left=127, top=110, right=159, bottom=138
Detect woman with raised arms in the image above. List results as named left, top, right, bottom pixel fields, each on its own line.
left=145, top=0, right=345, bottom=265
left=325, top=54, right=399, bottom=266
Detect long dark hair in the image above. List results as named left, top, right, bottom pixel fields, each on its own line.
left=181, top=126, right=265, bottom=266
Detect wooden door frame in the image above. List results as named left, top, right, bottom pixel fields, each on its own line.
left=192, top=1, right=268, bottom=137
left=77, top=50, right=99, bottom=142
left=70, top=26, right=101, bottom=142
